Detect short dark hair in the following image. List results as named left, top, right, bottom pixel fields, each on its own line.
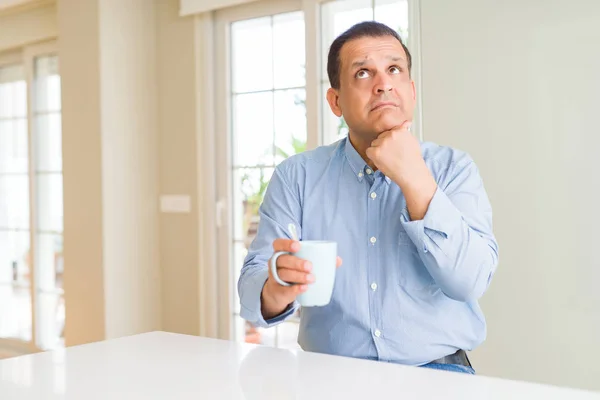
left=326, top=21, right=412, bottom=90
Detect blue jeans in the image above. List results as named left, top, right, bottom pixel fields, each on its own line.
left=420, top=363, right=476, bottom=375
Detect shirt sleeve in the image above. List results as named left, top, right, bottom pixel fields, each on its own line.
left=400, top=158, right=499, bottom=302
left=238, top=166, right=301, bottom=328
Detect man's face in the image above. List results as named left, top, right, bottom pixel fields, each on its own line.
left=327, top=35, right=416, bottom=141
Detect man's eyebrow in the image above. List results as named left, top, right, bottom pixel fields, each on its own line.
left=350, top=55, right=406, bottom=69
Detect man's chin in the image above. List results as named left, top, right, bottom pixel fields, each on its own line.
left=373, top=115, right=406, bottom=134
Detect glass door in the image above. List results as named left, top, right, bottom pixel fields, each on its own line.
left=215, top=0, right=307, bottom=349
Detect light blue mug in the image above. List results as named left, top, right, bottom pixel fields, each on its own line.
left=270, top=241, right=337, bottom=307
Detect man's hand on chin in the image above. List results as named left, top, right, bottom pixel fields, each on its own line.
left=366, top=120, right=437, bottom=221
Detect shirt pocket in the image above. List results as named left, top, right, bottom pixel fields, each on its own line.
left=398, top=230, right=436, bottom=291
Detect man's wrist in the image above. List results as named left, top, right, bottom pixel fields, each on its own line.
left=395, top=163, right=435, bottom=192
left=260, top=281, right=286, bottom=320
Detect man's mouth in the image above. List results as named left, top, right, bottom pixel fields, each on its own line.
left=370, top=101, right=398, bottom=111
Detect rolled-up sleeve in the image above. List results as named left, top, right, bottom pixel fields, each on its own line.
left=238, top=166, right=301, bottom=327
left=400, top=159, right=499, bottom=302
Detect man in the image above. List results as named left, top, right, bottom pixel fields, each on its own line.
left=238, top=21, right=499, bottom=374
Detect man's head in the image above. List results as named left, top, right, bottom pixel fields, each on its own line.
left=326, top=21, right=416, bottom=143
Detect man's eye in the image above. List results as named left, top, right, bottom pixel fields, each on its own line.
left=356, top=70, right=370, bottom=79
left=389, top=66, right=401, bottom=74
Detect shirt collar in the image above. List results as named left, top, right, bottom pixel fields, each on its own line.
left=344, top=137, right=391, bottom=184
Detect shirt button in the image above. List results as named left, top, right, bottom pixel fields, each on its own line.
left=370, top=192, right=377, bottom=199
left=366, top=168, right=373, bottom=175
left=371, top=282, right=377, bottom=291
left=374, top=329, right=381, bottom=338
left=358, top=172, right=363, bottom=178
left=370, top=236, right=377, bottom=244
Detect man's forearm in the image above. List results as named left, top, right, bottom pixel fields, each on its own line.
left=400, top=187, right=499, bottom=302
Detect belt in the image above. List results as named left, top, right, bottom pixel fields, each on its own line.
left=430, top=350, right=472, bottom=367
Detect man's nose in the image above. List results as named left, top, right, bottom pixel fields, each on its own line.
left=373, top=73, right=393, bottom=94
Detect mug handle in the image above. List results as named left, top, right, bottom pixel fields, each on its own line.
left=270, top=251, right=293, bottom=287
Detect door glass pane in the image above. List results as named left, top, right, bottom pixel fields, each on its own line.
left=321, top=0, right=373, bottom=77
left=0, top=119, right=28, bottom=174
left=232, top=92, right=274, bottom=167
left=36, top=173, right=64, bottom=233
left=375, top=0, right=409, bottom=41
left=35, top=113, right=62, bottom=172
left=0, top=230, right=31, bottom=341
left=0, top=231, right=30, bottom=285
left=233, top=167, right=274, bottom=243
left=35, top=233, right=63, bottom=291
left=34, top=54, right=64, bottom=350
left=0, top=175, right=30, bottom=230
left=229, top=10, right=306, bottom=349
left=232, top=17, right=273, bottom=93
left=274, top=89, right=307, bottom=165
left=273, top=12, right=305, bottom=89
left=34, top=56, right=61, bottom=113
left=0, top=65, right=26, bottom=118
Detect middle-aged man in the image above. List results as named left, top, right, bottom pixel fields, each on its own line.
left=238, top=21, right=499, bottom=374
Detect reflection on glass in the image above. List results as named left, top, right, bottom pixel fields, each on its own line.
left=0, top=350, right=33, bottom=386
left=233, top=92, right=274, bottom=167
left=232, top=17, right=273, bottom=93
left=273, top=12, right=306, bottom=89
left=274, top=89, right=307, bottom=165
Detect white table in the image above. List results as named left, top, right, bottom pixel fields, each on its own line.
left=0, top=331, right=598, bottom=399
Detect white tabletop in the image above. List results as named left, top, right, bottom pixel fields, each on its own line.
left=0, top=331, right=598, bottom=400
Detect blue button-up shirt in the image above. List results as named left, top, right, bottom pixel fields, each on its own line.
left=239, top=137, right=499, bottom=366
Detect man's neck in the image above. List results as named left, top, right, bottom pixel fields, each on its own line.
left=348, top=131, right=378, bottom=171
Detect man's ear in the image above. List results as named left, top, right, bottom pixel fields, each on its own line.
left=326, top=88, right=343, bottom=118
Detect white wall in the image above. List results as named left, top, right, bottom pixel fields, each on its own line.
left=99, top=0, right=162, bottom=339
left=59, top=0, right=162, bottom=344
left=156, top=0, right=201, bottom=336
left=420, top=0, right=600, bottom=391
left=58, top=0, right=107, bottom=346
